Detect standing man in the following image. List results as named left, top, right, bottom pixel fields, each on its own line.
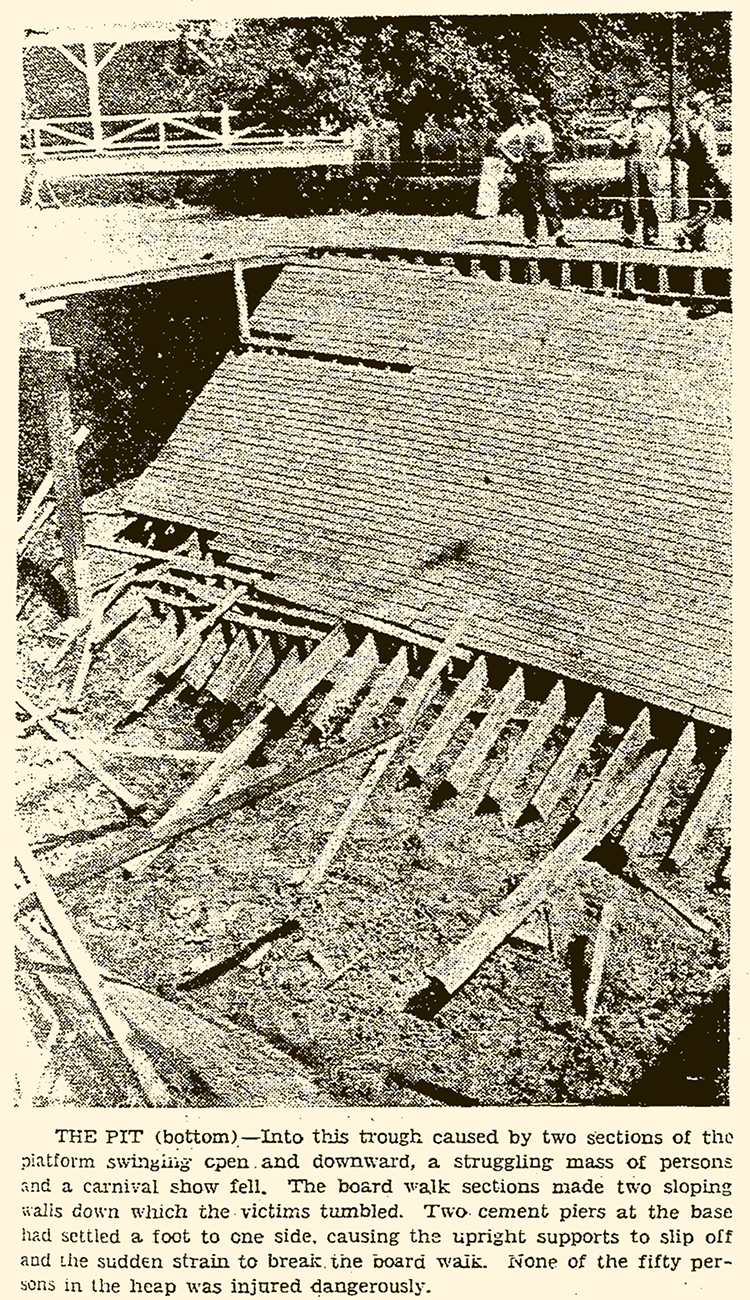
left=609, top=96, right=669, bottom=247
left=670, top=90, right=725, bottom=250
left=486, top=94, right=573, bottom=246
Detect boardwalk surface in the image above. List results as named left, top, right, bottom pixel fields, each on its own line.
left=22, top=207, right=731, bottom=300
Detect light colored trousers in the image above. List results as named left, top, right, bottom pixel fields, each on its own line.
left=476, top=156, right=505, bottom=216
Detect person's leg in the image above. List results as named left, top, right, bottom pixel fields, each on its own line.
left=621, top=163, right=638, bottom=242
left=683, top=169, right=715, bottom=250
left=539, top=162, right=564, bottom=237
left=517, top=166, right=540, bottom=241
left=475, top=156, right=500, bottom=218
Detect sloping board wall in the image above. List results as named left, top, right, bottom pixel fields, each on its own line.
left=126, top=262, right=730, bottom=728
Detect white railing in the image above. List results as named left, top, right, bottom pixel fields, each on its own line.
left=22, top=108, right=355, bottom=157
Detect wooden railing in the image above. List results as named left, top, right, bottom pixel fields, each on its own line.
left=22, top=109, right=356, bottom=158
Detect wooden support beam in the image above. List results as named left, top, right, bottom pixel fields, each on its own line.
left=670, top=745, right=731, bottom=868
left=299, top=733, right=403, bottom=893
left=64, top=722, right=401, bottom=884
left=233, top=261, right=252, bottom=350
left=584, top=888, right=621, bottom=1027
left=423, top=748, right=666, bottom=997
left=21, top=348, right=88, bottom=615
left=576, top=707, right=652, bottom=824
left=407, top=654, right=489, bottom=781
left=485, top=679, right=566, bottom=820
left=138, top=585, right=243, bottom=685
left=204, top=629, right=255, bottom=703
left=150, top=703, right=276, bottom=838
left=18, top=425, right=89, bottom=555
left=446, top=667, right=524, bottom=794
left=309, top=635, right=379, bottom=735
left=183, top=625, right=231, bottom=691
left=15, top=830, right=171, bottom=1106
left=262, top=625, right=349, bottom=715
left=621, top=723, right=697, bottom=859
left=231, top=638, right=277, bottom=708
left=300, top=607, right=479, bottom=889
left=344, top=646, right=410, bottom=740
left=531, top=692, right=606, bottom=820
left=16, top=690, right=147, bottom=813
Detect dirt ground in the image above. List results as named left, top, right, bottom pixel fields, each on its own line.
left=15, top=493, right=730, bottom=1108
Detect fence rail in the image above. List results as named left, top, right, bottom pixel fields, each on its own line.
left=22, top=110, right=355, bottom=158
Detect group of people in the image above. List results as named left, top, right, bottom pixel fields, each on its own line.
left=475, top=89, right=726, bottom=252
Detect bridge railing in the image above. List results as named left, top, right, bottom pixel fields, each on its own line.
left=22, top=109, right=356, bottom=157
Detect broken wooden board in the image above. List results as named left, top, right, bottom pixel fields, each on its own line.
left=344, top=645, right=410, bottom=740
left=150, top=702, right=276, bottom=838
left=16, top=691, right=147, bottom=814
left=18, top=424, right=90, bottom=554
left=309, top=635, right=380, bottom=736
left=15, top=830, right=171, bottom=1106
left=621, top=723, right=697, bottom=860
left=485, top=679, right=566, bottom=820
left=204, top=629, right=255, bottom=703
left=299, top=733, right=403, bottom=893
left=446, top=667, right=525, bottom=794
left=299, top=607, right=479, bottom=889
left=407, top=655, right=488, bottom=781
left=59, top=722, right=401, bottom=884
left=584, top=887, right=621, bottom=1027
left=183, top=625, right=230, bottom=691
left=423, top=747, right=666, bottom=997
left=531, top=692, right=606, bottom=820
left=262, top=625, right=349, bottom=715
left=575, top=706, right=652, bottom=824
left=231, top=637, right=278, bottom=709
left=670, top=745, right=731, bottom=868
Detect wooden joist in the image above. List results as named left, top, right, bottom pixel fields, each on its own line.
left=621, top=723, right=697, bottom=859
left=262, top=625, right=349, bottom=715
left=423, top=747, right=667, bottom=997
left=183, top=625, right=230, bottom=691
left=204, top=629, right=255, bottom=703
left=139, top=585, right=243, bottom=684
left=344, top=645, right=410, bottom=740
left=445, top=667, right=524, bottom=794
left=670, top=745, right=731, bottom=868
left=16, top=691, right=147, bottom=814
left=309, top=635, right=380, bottom=735
left=584, top=887, right=621, bottom=1027
left=575, top=706, right=652, bottom=824
left=485, top=679, right=567, bottom=820
left=299, top=734, right=402, bottom=893
left=231, top=638, right=278, bottom=708
left=407, top=655, right=488, bottom=780
left=300, top=608, right=479, bottom=889
left=15, top=830, right=171, bottom=1106
left=531, top=692, right=606, bottom=820
left=149, top=703, right=276, bottom=838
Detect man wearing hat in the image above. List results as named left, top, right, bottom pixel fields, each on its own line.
left=485, top=93, right=573, bottom=246
left=609, top=95, right=669, bottom=246
left=670, top=90, right=725, bottom=250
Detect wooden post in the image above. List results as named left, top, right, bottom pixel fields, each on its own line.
left=22, top=346, right=88, bottom=617
left=82, top=42, right=105, bottom=153
left=221, top=103, right=232, bottom=149
left=233, top=262, right=251, bottom=351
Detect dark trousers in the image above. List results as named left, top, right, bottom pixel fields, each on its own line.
left=622, top=161, right=660, bottom=242
left=683, top=165, right=723, bottom=250
left=515, top=158, right=563, bottom=239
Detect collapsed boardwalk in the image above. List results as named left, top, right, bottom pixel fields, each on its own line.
left=16, top=259, right=730, bottom=1106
